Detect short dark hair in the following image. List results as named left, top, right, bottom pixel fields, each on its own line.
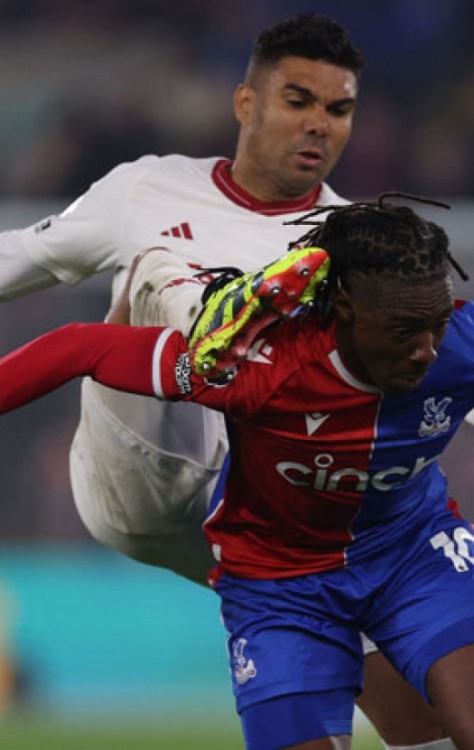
left=246, top=14, right=365, bottom=82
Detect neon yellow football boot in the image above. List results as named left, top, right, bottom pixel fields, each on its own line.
left=188, top=246, right=330, bottom=377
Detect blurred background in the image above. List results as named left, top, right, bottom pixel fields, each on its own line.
left=0, top=1, right=473, bottom=747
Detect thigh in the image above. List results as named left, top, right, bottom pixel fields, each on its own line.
left=358, top=650, right=446, bottom=745
left=426, top=643, right=474, bottom=750
left=216, top=574, right=364, bottom=715
left=365, top=518, right=474, bottom=699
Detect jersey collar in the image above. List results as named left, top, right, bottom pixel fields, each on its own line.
left=212, top=159, right=322, bottom=216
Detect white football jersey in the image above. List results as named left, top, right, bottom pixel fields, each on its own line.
left=0, top=154, right=347, bottom=298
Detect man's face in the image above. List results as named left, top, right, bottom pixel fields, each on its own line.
left=233, top=56, right=357, bottom=201
left=334, top=274, right=454, bottom=395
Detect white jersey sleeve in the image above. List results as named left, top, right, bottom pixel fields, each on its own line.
left=0, top=156, right=159, bottom=299
left=0, top=229, right=57, bottom=300
left=0, top=154, right=349, bottom=303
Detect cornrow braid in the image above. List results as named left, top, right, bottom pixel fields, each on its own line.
left=286, top=192, right=467, bottom=324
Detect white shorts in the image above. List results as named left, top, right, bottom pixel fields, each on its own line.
left=69, top=249, right=230, bottom=584
left=70, top=378, right=227, bottom=584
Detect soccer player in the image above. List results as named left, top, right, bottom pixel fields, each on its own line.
left=0, top=13, right=452, bottom=749
left=0, top=12, right=360, bottom=579
left=0, top=197, right=472, bottom=750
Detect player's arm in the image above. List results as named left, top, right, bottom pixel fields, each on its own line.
left=0, top=322, right=245, bottom=416
left=0, top=316, right=275, bottom=420
left=0, top=160, right=143, bottom=300
left=110, top=241, right=330, bottom=382
left=0, top=230, right=59, bottom=299
left=0, top=323, right=163, bottom=413
left=0, top=245, right=330, bottom=415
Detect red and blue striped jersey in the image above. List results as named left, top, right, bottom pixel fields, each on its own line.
left=154, top=300, right=474, bottom=579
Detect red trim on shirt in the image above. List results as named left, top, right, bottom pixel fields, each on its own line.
left=212, top=159, right=322, bottom=216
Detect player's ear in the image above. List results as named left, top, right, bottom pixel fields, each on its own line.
left=333, top=286, right=355, bottom=325
left=234, top=83, right=255, bottom=125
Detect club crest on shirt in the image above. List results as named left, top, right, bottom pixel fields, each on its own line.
left=418, top=396, right=452, bottom=438
left=232, top=638, right=257, bottom=686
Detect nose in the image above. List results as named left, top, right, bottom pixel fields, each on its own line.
left=305, top=104, right=330, bottom=136
left=409, top=331, right=438, bottom=366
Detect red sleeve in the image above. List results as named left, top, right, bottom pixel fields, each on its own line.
left=0, top=320, right=279, bottom=418
left=0, top=322, right=182, bottom=414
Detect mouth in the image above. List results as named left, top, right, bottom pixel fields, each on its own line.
left=294, top=149, right=324, bottom=169
left=386, top=371, right=427, bottom=394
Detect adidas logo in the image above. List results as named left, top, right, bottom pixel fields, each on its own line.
left=161, top=222, right=194, bottom=239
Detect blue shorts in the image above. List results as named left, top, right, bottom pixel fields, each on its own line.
left=240, top=689, right=353, bottom=750
left=215, top=511, right=474, bottom=743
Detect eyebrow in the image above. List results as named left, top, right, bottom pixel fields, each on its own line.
left=283, top=83, right=356, bottom=107
left=390, top=306, right=454, bottom=325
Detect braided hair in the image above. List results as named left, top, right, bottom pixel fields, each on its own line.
left=287, top=192, right=467, bottom=324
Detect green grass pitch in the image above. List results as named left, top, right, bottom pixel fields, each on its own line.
left=0, top=714, right=383, bottom=749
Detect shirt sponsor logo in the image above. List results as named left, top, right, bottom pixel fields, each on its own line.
left=276, top=451, right=440, bottom=492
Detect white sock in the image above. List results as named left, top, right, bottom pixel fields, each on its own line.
left=129, top=247, right=202, bottom=332
left=384, top=738, right=455, bottom=750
